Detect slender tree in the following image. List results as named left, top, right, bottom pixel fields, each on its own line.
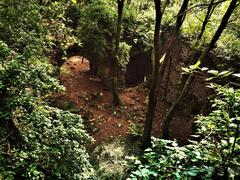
left=175, top=0, right=189, bottom=33
left=162, top=0, right=238, bottom=139
left=161, top=0, right=190, bottom=98
left=198, top=0, right=216, bottom=40
left=175, top=0, right=224, bottom=94
left=111, top=0, right=125, bottom=106
left=206, top=0, right=238, bottom=55
left=198, top=0, right=226, bottom=40
left=142, top=0, right=163, bottom=149
left=142, top=0, right=188, bottom=148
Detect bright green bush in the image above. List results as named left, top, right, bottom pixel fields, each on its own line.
left=123, top=3, right=154, bottom=52
left=119, top=42, right=131, bottom=71
left=0, top=1, right=94, bottom=178
left=0, top=0, right=47, bottom=56
left=75, top=0, right=153, bottom=64
left=162, top=0, right=240, bottom=68
left=0, top=40, right=95, bottom=179
left=0, top=0, right=78, bottom=67
left=76, top=0, right=117, bottom=61
left=0, top=105, right=94, bottom=179
left=182, top=1, right=239, bottom=61
left=128, top=83, right=240, bottom=179
left=42, top=1, right=79, bottom=55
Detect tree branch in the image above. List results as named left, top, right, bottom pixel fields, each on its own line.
left=0, top=131, right=15, bottom=144
left=165, top=0, right=227, bottom=27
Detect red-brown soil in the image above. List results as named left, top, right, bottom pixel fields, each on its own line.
left=59, top=56, right=147, bottom=144
left=56, top=56, right=196, bottom=145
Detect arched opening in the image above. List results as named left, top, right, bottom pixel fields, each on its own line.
left=66, top=44, right=98, bottom=74
left=125, top=50, right=152, bottom=87
left=60, top=56, right=91, bottom=79
left=66, top=43, right=153, bottom=88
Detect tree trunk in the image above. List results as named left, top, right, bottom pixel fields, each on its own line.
left=162, top=0, right=238, bottom=139
left=175, top=0, right=189, bottom=33
left=112, top=0, right=124, bottom=106
left=142, top=0, right=162, bottom=149
left=198, top=0, right=215, bottom=40
left=159, top=0, right=189, bottom=97
left=162, top=71, right=194, bottom=139
left=163, top=53, right=173, bottom=99
left=176, top=0, right=219, bottom=93
left=142, top=0, right=189, bottom=147
left=207, top=0, right=238, bottom=55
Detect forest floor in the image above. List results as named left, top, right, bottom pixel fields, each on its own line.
left=52, top=56, right=194, bottom=146
left=50, top=55, right=197, bottom=176
left=56, top=56, right=147, bottom=144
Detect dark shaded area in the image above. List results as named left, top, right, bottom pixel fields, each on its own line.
left=125, top=50, right=152, bottom=87
left=67, top=43, right=153, bottom=87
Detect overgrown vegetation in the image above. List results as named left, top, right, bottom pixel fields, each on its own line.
left=129, top=83, right=240, bottom=179
left=0, top=0, right=93, bottom=179
left=0, top=0, right=239, bottom=179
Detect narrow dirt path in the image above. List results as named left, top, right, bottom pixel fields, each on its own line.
left=59, top=56, right=147, bottom=143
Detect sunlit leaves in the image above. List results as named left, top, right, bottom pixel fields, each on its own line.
left=233, top=73, right=240, bottom=78
left=0, top=2, right=93, bottom=178
left=129, top=84, right=240, bottom=179
left=206, top=69, right=232, bottom=81
left=182, top=60, right=201, bottom=74
left=71, top=0, right=77, bottom=4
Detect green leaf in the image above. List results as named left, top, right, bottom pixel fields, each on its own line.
left=207, top=70, right=219, bottom=76
left=201, top=67, right=209, bottom=71
left=221, top=140, right=228, bottom=147
left=233, top=73, right=240, bottom=78
left=186, top=169, right=199, bottom=176
left=71, top=0, right=77, bottom=4
left=193, top=60, right=201, bottom=69
left=218, top=71, right=232, bottom=77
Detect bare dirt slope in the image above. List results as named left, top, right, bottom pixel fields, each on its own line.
left=59, top=56, right=147, bottom=143
left=56, top=56, right=196, bottom=145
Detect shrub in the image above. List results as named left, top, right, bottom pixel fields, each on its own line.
left=0, top=105, right=94, bottom=179
left=128, top=83, right=240, bottom=179
left=0, top=22, right=94, bottom=180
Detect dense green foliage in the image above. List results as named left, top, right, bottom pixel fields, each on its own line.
left=76, top=0, right=117, bottom=61
left=0, top=0, right=94, bottom=179
left=128, top=83, right=240, bottom=179
left=164, top=0, right=240, bottom=67
left=0, top=0, right=46, bottom=56
left=0, top=0, right=239, bottom=179
left=68, top=0, right=154, bottom=69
